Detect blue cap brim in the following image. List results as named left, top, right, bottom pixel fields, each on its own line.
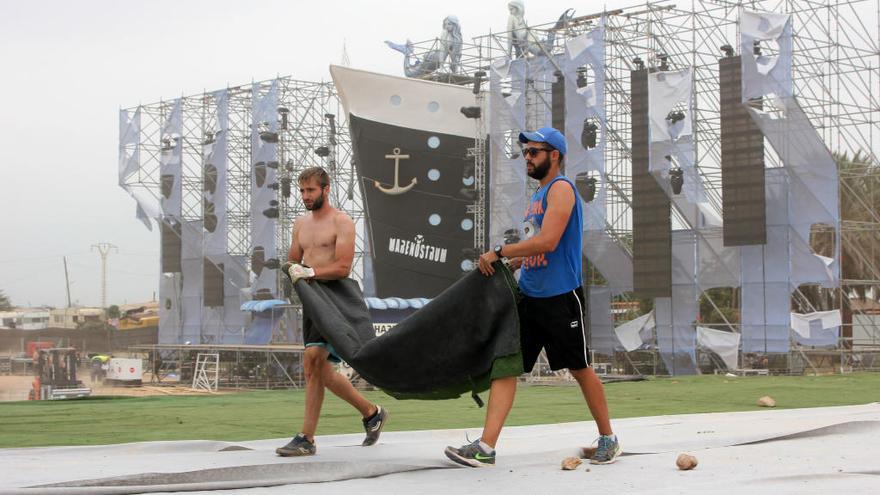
left=518, top=131, right=543, bottom=144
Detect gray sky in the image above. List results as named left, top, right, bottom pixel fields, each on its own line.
left=0, top=0, right=601, bottom=308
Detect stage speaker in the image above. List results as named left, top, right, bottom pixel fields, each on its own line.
left=551, top=71, right=566, bottom=136
left=161, top=221, right=182, bottom=273
left=720, top=55, right=766, bottom=246
left=203, top=260, right=224, bottom=307
left=631, top=68, right=671, bottom=298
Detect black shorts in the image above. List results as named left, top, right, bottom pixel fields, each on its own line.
left=302, top=312, right=342, bottom=363
left=519, top=286, right=592, bottom=372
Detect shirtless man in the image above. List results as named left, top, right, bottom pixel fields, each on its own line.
left=275, top=166, right=388, bottom=457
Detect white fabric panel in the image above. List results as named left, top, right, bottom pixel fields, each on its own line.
left=199, top=255, right=248, bottom=344
left=562, top=25, right=632, bottom=293
left=118, top=108, right=140, bottom=184
left=224, top=255, right=249, bottom=344
left=204, top=90, right=228, bottom=257
left=158, top=273, right=181, bottom=344
left=589, top=287, right=615, bottom=355
left=746, top=98, right=840, bottom=287
left=698, top=230, right=740, bottom=289
left=697, top=326, right=740, bottom=370
left=793, top=324, right=839, bottom=347
left=118, top=108, right=156, bottom=231
left=488, top=57, right=528, bottom=247
left=791, top=310, right=841, bottom=338
left=181, top=220, right=203, bottom=344
left=583, top=230, right=633, bottom=292
left=655, top=294, right=699, bottom=375
left=160, top=99, right=183, bottom=222
left=615, top=310, right=654, bottom=352
left=250, top=80, right=280, bottom=298
left=672, top=231, right=696, bottom=285
left=648, top=69, right=693, bottom=143
left=740, top=10, right=793, bottom=100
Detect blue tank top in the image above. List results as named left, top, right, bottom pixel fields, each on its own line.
left=518, top=175, right=583, bottom=298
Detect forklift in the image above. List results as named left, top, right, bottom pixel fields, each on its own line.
left=29, top=348, right=91, bottom=400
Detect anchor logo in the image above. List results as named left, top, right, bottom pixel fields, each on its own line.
left=375, top=147, right=417, bottom=195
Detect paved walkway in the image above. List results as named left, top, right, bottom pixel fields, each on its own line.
left=1, top=403, right=878, bottom=494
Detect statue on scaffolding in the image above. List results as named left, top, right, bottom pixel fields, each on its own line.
left=385, top=15, right=463, bottom=78
left=507, top=0, right=575, bottom=58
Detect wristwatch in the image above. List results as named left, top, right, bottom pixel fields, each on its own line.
left=494, top=244, right=505, bottom=259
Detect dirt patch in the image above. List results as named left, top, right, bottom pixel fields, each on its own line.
left=0, top=375, right=227, bottom=402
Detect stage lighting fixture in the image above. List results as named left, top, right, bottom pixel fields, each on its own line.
left=575, top=173, right=598, bottom=203
left=260, top=131, right=279, bottom=143
left=278, top=107, right=289, bottom=130
left=658, top=53, right=669, bottom=71
left=582, top=120, right=598, bottom=149
left=720, top=44, right=734, bottom=57
left=666, top=110, right=686, bottom=125
left=753, top=41, right=761, bottom=56
left=576, top=68, right=588, bottom=88
left=267, top=182, right=280, bottom=191
left=670, top=168, right=684, bottom=195
left=266, top=160, right=279, bottom=169
left=632, top=57, right=645, bottom=70
left=262, top=207, right=279, bottom=218
left=472, top=70, right=486, bottom=94
left=460, top=106, right=482, bottom=119
left=325, top=113, right=337, bottom=145
left=314, top=146, right=331, bottom=157
left=281, top=178, right=292, bottom=198
left=285, top=160, right=294, bottom=172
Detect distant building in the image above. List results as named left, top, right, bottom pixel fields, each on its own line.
left=0, top=309, right=50, bottom=330
left=48, top=307, right=105, bottom=329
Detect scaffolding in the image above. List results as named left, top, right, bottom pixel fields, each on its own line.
left=404, top=0, right=880, bottom=374
left=121, top=77, right=367, bottom=321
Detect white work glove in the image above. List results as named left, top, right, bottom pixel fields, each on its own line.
left=282, top=262, right=316, bottom=283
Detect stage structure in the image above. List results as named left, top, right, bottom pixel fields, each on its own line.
left=119, top=78, right=364, bottom=345
left=396, top=0, right=879, bottom=374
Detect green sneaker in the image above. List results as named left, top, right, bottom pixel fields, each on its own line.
left=444, top=439, right=496, bottom=468
left=590, top=434, right=621, bottom=465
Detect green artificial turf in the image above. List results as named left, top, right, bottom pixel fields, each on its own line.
left=1, top=373, right=877, bottom=448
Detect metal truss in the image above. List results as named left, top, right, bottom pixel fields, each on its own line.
left=121, top=77, right=367, bottom=291
left=404, top=0, right=879, bottom=371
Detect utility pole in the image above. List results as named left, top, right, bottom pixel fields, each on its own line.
left=91, top=243, right=118, bottom=308
left=63, top=256, right=72, bottom=307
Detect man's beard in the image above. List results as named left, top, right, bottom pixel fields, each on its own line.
left=305, top=191, right=326, bottom=211
left=527, top=156, right=551, bottom=180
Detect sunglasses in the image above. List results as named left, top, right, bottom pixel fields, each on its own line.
left=521, top=146, right=553, bottom=158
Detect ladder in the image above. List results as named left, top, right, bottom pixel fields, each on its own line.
left=192, top=353, right=219, bottom=392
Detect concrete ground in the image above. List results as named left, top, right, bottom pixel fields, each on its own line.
left=1, top=403, right=878, bottom=494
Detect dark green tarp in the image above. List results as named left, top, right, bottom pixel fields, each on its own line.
left=293, top=263, right=522, bottom=401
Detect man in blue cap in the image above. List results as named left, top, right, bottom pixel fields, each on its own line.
left=444, top=127, right=620, bottom=467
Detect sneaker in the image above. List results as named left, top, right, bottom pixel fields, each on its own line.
left=362, top=405, right=388, bottom=446
left=444, top=439, right=496, bottom=468
left=590, top=434, right=621, bottom=465
left=275, top=433, right=316, bottom=457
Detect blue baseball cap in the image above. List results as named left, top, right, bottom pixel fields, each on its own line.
left=519, top=127, right=567, bottom=156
